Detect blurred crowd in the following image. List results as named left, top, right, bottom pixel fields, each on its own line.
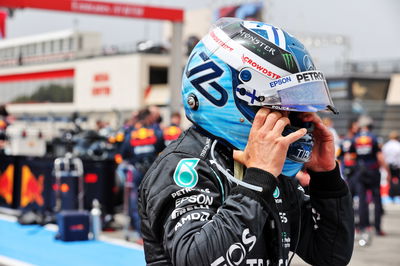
left=106, top=106, right=183, bottom=242
left=0, top=105, right=10, bottom=152
left=297, top=115, right=400, bottom=247
left=0, top=104, right=183, bottom=244
left=2, top=104, right=400, bottom=247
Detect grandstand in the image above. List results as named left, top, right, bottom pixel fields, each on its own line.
left=0, top=29, right=173, bottom=130
left=326, top=69, right=400, bottom=140
left=0, top=30, right=102, bottom=67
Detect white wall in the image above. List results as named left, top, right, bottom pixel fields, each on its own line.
left=3, top=53, right=174, bottom=116
left=74, top=54, right=141, bottom=111
left=386, top=74, right=400, bottom=105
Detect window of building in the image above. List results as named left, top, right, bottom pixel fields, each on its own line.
left=78, top=35, right=83, bottom=50
left=327, top=79, right=349, bottom=100
left=68, top=37, right=74, bottom=51
left=21, top=45, right=28, bottom=56
left=351, top=79, right=390, bottom=101
left=50, top=41, right=54, bottom=53
left=0, top=49, right=5, bottom=59
left=28, top=44, right=36, bottom=56
left=0, top=78, right=74, bottom=105
left=60, top=39, right=64, bottom=52
left=46, top=41, right=51, bottom=54
left=149, top=66, right=168, bottom=85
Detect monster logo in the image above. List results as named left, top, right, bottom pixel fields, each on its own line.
left=282, top=53, right=296, bottom=71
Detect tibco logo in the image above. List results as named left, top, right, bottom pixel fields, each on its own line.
left=241, top=55, right=281, bottom=79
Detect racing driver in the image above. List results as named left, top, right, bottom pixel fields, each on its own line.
left=139, top=18, right=354, bottom=266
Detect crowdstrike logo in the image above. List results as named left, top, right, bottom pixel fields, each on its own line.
left=241, top=55, right=281, bottom=79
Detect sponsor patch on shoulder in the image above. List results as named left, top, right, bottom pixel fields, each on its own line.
left=173, top=158, right=200, bottom=188
left=273, top=187, right=280, bottom=198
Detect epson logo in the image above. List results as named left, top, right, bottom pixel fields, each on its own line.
left=270, top=76, right=291, bottom=88
left=239, top=30, right=276, bottom=56
left=175, top=194, right=214, bottom=207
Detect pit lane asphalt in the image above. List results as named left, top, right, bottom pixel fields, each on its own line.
left=292, top=202, right=400, bottom=266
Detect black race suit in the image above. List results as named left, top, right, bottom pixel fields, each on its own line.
left=139, top=127, right=354, bottom=266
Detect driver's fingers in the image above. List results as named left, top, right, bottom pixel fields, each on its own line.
left=298, top=112, right=322, bottom=124
left=261, top=111, right=283, bottom=132
left=284, top=128, right=307, bottom=144
left=252, top=108, right=271, bottom=131
left=272, top=117, right=290, bottom=134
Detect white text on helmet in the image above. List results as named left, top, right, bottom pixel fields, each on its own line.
left=241, top=55, right=281, bottom=79
left=239, top=30, right=276, bottom=55
left=296, top=71, right=324, bottom=83
left=270, top=76, right=292, bottom=88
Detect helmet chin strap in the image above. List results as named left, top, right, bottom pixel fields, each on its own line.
left=209, top=139, right=264, bottom=192
left=281, top=159, right=304, bottom=177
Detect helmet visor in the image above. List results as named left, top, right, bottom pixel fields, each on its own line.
left=237, top=69, right=338, bottom=113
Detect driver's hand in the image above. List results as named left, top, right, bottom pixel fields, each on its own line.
left=299, top=113, right=336, bottom=172
left=233, top=108, right=307, bottom=178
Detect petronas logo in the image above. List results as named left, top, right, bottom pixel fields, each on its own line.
left=273, top=187, right=280, bottom=198
left=173, top=158, right=200, bottom=188
left=282, top=53, right=295, bottom=70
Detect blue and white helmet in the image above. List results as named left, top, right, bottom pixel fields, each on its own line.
left=182, top=18, right=337, bottom=151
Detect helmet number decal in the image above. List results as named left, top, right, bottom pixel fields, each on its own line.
left=186, top=52, right=228, bottom=107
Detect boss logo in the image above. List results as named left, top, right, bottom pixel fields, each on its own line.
left=211, top=228, right=257, bottom=266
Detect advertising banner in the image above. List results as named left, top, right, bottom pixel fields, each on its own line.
left=214, top=1, right=263, bottom=21
left=0, top=0, right=183, bottom=22
left=82, top=159, right=116, bottom=215
left=0, top=155, right=16, bottom=208
left=18, top=157, right=55, bottom=212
